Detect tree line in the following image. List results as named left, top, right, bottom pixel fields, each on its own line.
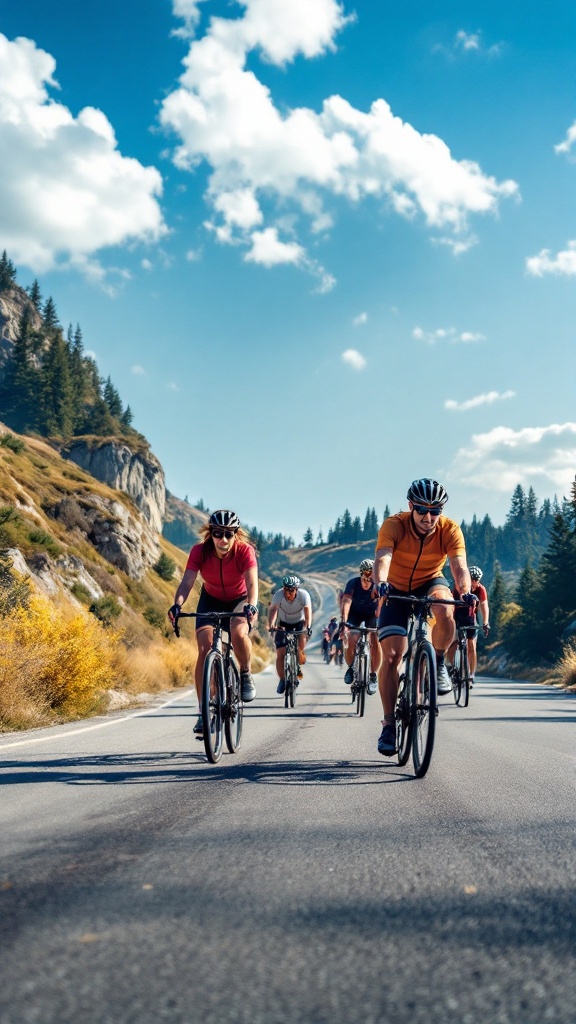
left=0, top=251, right=136, bottom=441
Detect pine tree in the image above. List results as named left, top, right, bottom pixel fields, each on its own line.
left=39, top=334, right=74, bottom=436
left=42, top=296, right=60, bottom=331
left=0, top=306, right=40, bottom=432
left=303, top=527, right=314, bottom=547
left=0, top=251, right=17, bottom=291
left=103, top=376, right=123, bottom=418
left=487, top=562, right=509, bottom=642
left=27, top=279, right=42, bottom=310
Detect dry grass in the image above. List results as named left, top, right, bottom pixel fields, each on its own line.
left=543, top=645, right=576, bottom=692
left=114, top=636, right=197, bottom=695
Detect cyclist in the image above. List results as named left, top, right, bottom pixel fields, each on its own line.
left=373, top=479, right=477, bottom=756
left=268, top=574, right=312, bottom=694
left=340, top=558, right=381, bottom=696
left=321, top=625, right=331, bottom=660
left=168, top=509, right=259, bottom=737
left=448, top=565, right=490, bottom=687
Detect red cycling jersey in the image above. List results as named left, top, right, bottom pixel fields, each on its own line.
left=186, top=542, right=257, bottom=601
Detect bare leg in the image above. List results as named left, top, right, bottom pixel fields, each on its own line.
left=378, top=635, right=407, bottom=716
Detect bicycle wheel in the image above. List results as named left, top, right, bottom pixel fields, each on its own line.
left=411, top=641, right=437, bottom=778
left=202, top=651, right=224, bottom=763
left=224, top=657, right=243, bottom=753
left=284, top=649, right=296, bottom=709
left=356, top=654, right=367, bottom=717
left=452, top=647, right=463, bottom=706
left=396, top=672, right=414, bottom=767
left=459, top=642, right=470, bottom=708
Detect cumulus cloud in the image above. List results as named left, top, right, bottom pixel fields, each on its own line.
left=554, top=121, right=576, bottom=156
left=448, top=422, right=576, bottom=494
left=171, top=0, right=207, bottom=39
left=353, top=312, right=368, bottom=326
left=0, top=34, right=166, bottom=278
left=413, top=326, right=486, bottom=344
left=526, top=241, right=576, bottom=277
left=342, top=348, right=366, bottom=370
left=159, top=0, right=518, bottom=283
left=445, top=390, right=515, bottom=412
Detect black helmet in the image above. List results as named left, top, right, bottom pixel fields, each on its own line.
left=407, top=478, right=448, bottom=507
left=282, top=574, right=300, bottom=588
left=469, top=565, right=483, bottom=581
left=209, top=509, right=240, bottom=529
left=359, top=559, right=374, bottom=573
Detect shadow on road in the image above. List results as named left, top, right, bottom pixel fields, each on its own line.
left=0, top=753, right=413, bottom=787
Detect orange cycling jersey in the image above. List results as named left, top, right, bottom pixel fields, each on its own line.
left=375, top=512, right=465, bottom=592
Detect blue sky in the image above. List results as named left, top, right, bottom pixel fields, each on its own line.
left=1, top=0, right=575, bottom=541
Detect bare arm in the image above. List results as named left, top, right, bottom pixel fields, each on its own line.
left=374, top=546, right=393, bottom=584
left=303, top=598, right=312, bottom=628
left=449, top=555, right=471, bottom=595
left=340, top=594, right=352, bottom=623
left=479, top=598, right=489, bottom=625
left=243, top=565, right=258, bottom=612
left=268, top=600, right=280, bottom=628
left=172, top=568, right=198, bottom=609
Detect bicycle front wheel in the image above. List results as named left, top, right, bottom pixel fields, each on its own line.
left=224, top=658, right=243, bottom=753
left=459, top=643, right=470, bottom=708
left=411, top=641, right=437, bottom=778
left=356, top=654, right=367, bottom=717
left=284, top=650, right=296, bottom=709
left=202, top=651, right=225, bottom=763
left=396, top=673, right=414, bottom=766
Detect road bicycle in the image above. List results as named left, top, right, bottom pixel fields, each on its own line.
left=451, top=624, right=479, bottom=707
left=343, top=623, right=378, bottom=717
left=173, top=610, right=248, bottom=763
left=388, top=594, right=467, bottom=779
left=270, top=626, right=308, bottom=709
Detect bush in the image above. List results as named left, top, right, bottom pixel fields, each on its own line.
left=143, top=605, right=166, bottom=630
left=0, top=434, right=25, bottom=454
left=153, top=552, right=177, bottom=581
left=28, top=528, right=62, bottom=558
left=0, top=550, right=30, bottom=616
left=89, top=594, right=122, bottom=626
left=70, top=581, right=92, bottom=604
left=0, top=594, right=122, bottom=726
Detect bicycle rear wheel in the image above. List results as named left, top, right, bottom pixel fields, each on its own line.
left=458, top=643, right=470, bottom=707
left=411, top=641, right=437, bottom=778
left=396, top=673, right=414, bottom=766
left=356, top=654, right=367, bottom=717
left=202, top=651, right=224, bottom=763
left=284, top=649, right=296, bottom=709
left=452, top=648, right=463, bottom=705
left=224, top=657, right=243, bottom=753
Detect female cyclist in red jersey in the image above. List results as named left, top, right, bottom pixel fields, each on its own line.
left=168, top=510, right=259, bottom=736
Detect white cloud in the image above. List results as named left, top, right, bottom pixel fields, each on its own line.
left=159, top=1, right=518, bottom=282
left=141, top=259, right=153, bottom=271
left=244, top=227, right=304, bottom=266
left=554, top=121, right=576, bottom=156
left=448, top=422, right=576, bottom=494
left=445, top=389, right=515, bottom=412
left=342, top=348, right=366, bottom=370
left=433, top=234, right=478, bottom=255
left=353, top=312, right=368, bottom=326
left=413, top=326, right=486, bottom=345
left=454, top=30, right=503, bottom=57
left=526, top=241, right=576, bottom=277
left=131, top=365, right=146, bottom=375
left=0, top=34, right=167, bottom=278
left=171, top=0, right=207, bottom=40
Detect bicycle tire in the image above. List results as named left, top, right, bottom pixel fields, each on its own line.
left=202, top=650, right=224, bottom=763
left=452, top=647, right=463, bottom=706
left=459, top=642, right=470, bottom=708
left=411, top=641, right=437, bottom=778
left=356, top=654, right=367, bottom=717
left=396, top=672, right=414, bottom=766
left=224, top=657, right=243, bottom=753
left=284, top=648, right=296, bottom=710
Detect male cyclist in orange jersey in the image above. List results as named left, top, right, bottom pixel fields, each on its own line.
left=372, top=478, right=477, bottom=757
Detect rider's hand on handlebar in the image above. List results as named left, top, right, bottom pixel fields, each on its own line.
left=244, top=603, right=258, bottom=620
left=460, top=592, right=478, bottom=608
left=374, top=582, right=390, bottom=599
left=482, top=623, right=490, bottom=638
left=168, top=604, right=181, bottom=624
left=306, top=627, right=312, bottom=638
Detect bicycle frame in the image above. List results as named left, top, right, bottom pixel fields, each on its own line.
left=344, top=623, right=378, bottom=717
left=270, top=626, right=307, bottom=709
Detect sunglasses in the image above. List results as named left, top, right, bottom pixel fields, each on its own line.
left=283, top=586, right=297, bottom=593
left=412, top=504, right=442, bottom=517
left=360, top=572, right=373, bottom=579
left=211, top=528, right=237, bottom=539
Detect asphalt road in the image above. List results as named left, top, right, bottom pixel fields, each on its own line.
left=0, top=653, right=574, bottom=1024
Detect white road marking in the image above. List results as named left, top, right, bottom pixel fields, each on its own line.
left=0, top=688, right=197, bottom=751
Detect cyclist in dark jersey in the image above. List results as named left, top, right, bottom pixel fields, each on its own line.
left=448, top=565, right=490, bottom=686
left=340, top=559, right=381, bottom=695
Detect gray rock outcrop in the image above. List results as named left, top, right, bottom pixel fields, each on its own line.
left=63, top=440, right=166, bottom=534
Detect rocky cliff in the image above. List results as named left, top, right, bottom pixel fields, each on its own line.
left=0, top=286, right=43, bottom=368
left=63, top=438, right=166, bottom=535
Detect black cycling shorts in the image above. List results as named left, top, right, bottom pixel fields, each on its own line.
left=274, top=619, right=305, bottom=648
left=346, top=608, right=377, bottom=630
left=195, top=587, right=248, bottom=631
left=377, top=577, right=451, bottom=641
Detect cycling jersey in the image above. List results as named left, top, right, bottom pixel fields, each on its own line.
left=453, top=582, right=488, bottom=625
left=344, top=577, right=379, bottom=617
left=186, top=541, right=257, bottom=600
left=375, top=512, right=465, bottom=591
left=271, top=588, right=312, bottom=625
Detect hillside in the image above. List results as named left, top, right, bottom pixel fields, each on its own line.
left=163, top=493, right=208, bottom=551
left=259, top=538, right=375, bottom=588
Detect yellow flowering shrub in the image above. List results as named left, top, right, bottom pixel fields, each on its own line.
left=0, top=594, right=122, bottom=727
